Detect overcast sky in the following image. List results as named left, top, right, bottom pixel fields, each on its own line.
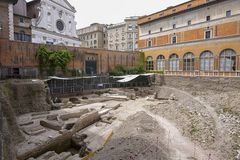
left=69, top=0, right=189, bottom=29
left=27, top=0, right=189, bottom=29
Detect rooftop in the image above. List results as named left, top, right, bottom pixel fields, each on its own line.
left=137, top=0, right=218, bottom=25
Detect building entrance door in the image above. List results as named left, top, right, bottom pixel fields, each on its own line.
left=85, top=60, right=97, bottom=75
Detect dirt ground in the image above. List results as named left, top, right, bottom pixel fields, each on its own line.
left=92, top=86, right=239, bottom=160
left=157, top=76, right=240, bottom=160
left=2, top=79, right=239, bottom=160
left=92, top=111, right=170, bottom=160
left=92, top=97, right=214, bottom=160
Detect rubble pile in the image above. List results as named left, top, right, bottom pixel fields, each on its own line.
left=16, top=96, right=126, bottom=160
left=1, top=79, right=239, bottom=160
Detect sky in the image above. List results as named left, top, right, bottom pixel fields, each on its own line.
left=69, top=0, right=189, bottom=29
left=27, top=0, right=189, bottom=29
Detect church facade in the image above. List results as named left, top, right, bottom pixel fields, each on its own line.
left=27, top=0, right=80, bottom=46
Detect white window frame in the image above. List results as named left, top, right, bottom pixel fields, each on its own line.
left=204, top=29, right=212, bottom=39
left=206, top=15, right=211, bottom=21
left=172, top=35, right=177, bottom=44
left=147, top=39, right=152, bottom=47
left=226, top=10, right=231, bottom=17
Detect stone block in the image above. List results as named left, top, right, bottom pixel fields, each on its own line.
left=40, top=120, right=63, bottom=131
left=36, top=151, right=57, bottom=160
left=58, top=152, right=72, bottom=160
left=59, top=109, right=89, bottom=121
left=69, top=97, right=81, bottom=104
left=65, top=154, right=81, bottom=160
left=22, top=125, right=46, bottom=135
left=46, top=114, right=59, bottom=121
left=71, top=111, right=100, bottom=133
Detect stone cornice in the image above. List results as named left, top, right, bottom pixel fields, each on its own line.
left=32, top=26, right=80, bottom=41
left=140, top=35, right=240, bottom=52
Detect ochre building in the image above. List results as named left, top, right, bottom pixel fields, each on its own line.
left=138, top=0, right=240, bottom=77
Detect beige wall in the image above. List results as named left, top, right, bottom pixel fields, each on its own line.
left=107, top=17, right=139, bottom=52
left=138, top=0, right=240, bottom=49
left=77, top=23, right=107, bottom=49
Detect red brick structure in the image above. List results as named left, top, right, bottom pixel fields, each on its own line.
left=0, top=39, right=139, bottom=78
left=0, top=1, right=10, bottom=40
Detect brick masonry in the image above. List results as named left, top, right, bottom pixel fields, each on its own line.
left=0, top=2, right=10, bottom=40
left=0, top=39, right=140, bottom=78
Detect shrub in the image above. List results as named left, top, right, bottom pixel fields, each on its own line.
left=109, top=65, right=145, bottom=76
left=146, top=70, right=164, bottom=75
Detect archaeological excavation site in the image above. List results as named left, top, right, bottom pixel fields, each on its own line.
left=1, top=75, right=240, bottom=160
left=1, top=0, right=240, bottom=159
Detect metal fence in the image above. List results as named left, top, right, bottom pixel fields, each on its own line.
left=46, top=75, right=152, bottom=96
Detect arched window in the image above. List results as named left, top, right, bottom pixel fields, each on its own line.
left=169, top=54, right=179, bottom=71
left=146, top=56, right=154, bottom=71
left=183, top=52, right=194, bottom=71
left=157, top=55, right=165, bottom=71
left=200, top=51, right=214, bottom=71
left=220, top=49, right=236, bottom=71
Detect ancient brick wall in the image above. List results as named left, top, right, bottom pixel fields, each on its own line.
left=0, top=39, right=140, bottom=78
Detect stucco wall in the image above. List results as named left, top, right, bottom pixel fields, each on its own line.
left=138, top=0, right=240, bottom=38
left=138, top=20, right=240, bottom=49
left=142, top=37, right=240, bottom=76
left=143, top=38, right=240, bottom=59
left=13, top=0, right=27, bottom=16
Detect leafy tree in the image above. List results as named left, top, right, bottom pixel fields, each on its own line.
left=36, top=46, right=73, bottom=76
left=56, top=50, right=73, bottom=73
left=35, top=46, right=49, bottom=75
left=47, top=51, right=58, bottom=75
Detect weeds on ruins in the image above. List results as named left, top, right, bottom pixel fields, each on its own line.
left=36, top=46, right=73, bottom=77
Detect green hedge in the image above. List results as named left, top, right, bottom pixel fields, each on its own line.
left=109, top=65, right=145, bottom=76
left=145, top=70, right=164, bottom=75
